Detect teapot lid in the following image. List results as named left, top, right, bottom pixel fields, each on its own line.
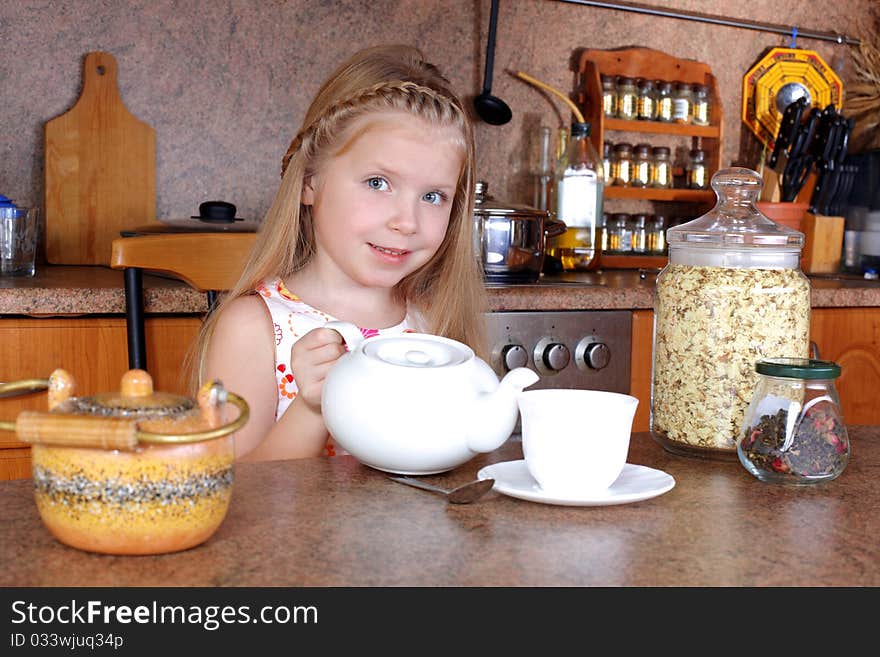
left=362, top=334, right=472, bottom=368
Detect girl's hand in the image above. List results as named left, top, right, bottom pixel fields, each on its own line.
left=289, top=327, right=347, bottom=413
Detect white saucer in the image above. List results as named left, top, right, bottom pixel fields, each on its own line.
left=477, top=460, right=675, bottom=506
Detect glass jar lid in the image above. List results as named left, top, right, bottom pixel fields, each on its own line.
left=667, top=168, right=804, bottom=253
left=755, top=358, right=841, bottom=380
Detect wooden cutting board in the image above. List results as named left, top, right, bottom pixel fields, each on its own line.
left=45, top=51, right=161, bottom=264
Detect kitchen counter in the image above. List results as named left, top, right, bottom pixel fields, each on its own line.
left=2, top=427, right=877, bottom=587
left=2, top=266, right=880, bottom=315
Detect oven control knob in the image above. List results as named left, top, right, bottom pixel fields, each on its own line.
left=533, top=339, right=570, bottom=374
left=576, top=338, right=611, bottom=370
left=501, top=344, right=529, bottom=371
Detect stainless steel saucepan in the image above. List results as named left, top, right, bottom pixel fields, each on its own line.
left=473, top=181, right=566, bottom=283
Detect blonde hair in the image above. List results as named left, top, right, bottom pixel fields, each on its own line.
left=190, top=45, right=487, bottom=390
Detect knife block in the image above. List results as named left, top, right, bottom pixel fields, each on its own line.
left=802, top=212, right=845, bottom=274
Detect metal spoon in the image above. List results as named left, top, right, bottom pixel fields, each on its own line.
left=473, top=0, right=512, bottom=125
left=388, top=475, right=495, bottom=504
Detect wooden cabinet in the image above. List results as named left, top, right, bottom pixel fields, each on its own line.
left=810, top=307, right=880, bottom=425
left=0, top=316, right=202, bottom=480
left=578, top=47, right=723, bottom=269
left=629, top=307, right=880, bottom=434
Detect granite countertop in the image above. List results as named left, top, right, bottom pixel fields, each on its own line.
left=1, top=427, right=876, bottom=586
left=2, top=266, right=880, bottom=316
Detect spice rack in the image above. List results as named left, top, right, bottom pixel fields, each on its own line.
left=578, top=47, right=724, bottom=268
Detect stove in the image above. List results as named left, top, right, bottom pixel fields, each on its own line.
left=485, top=310, right=632, bottom=394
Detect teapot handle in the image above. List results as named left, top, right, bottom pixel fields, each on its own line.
left=324, top=321, right=365, bottom=350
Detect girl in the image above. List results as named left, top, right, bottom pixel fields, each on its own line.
left=192, top=45, right=488, bottom=461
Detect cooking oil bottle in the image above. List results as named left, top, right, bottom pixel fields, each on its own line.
left=549, top=122, right=604, bottom=271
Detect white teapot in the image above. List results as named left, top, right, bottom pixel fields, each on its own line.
left=321, top=321, right=539, bottom=474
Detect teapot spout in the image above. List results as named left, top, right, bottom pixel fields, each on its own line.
left=466, top=367, right=539, bottom=454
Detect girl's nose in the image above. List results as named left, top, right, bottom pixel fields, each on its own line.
left=388, top=200, right=418, bottom=235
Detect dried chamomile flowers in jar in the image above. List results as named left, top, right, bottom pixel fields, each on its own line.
left=650, top=168, right=810, bottom=459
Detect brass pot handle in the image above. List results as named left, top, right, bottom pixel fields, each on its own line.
left=0, top=387, right=250, bottom=448
left=0, top=379, right=50, bottom=433
left=134, top=392, right=250, bottom=444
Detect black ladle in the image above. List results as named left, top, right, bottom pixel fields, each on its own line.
left=474, top=0, right=512, bottom=125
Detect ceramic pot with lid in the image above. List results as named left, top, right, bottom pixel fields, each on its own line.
left=473, top=181, right=566, bottom=283
left=321, top=321, right=539, bottom=474
left=0, top=369, right=249, bottom=555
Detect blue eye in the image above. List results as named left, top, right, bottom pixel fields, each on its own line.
left=423, top=191, right=445, bottom=206
left=367, top=177, right=389, bottom=191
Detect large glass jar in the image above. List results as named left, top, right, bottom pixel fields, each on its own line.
left=651, top=168, right=811, bottom=459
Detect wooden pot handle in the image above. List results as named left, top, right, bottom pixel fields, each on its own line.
left=16, top=412, right=139, bottom=450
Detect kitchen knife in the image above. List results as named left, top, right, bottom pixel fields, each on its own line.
left=768, top=97, right=807, bottom=172
left=781, top=107, right=820, bottom=202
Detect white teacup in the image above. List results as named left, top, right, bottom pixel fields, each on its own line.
left=517, top=389, right=639, bottom=496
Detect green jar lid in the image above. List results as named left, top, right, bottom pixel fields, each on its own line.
left=755, top=358, right=841, bottom=379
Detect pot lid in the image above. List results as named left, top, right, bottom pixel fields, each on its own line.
left=362, top=334, right=472, bottom=368
left=474, top=181, right=550, bottom=218
left=53, top=370, right=196, bottom=420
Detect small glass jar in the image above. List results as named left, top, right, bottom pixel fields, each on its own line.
left=611, top=142, right=633, bottom=186
left=607, top=213, right=632, bottom=253
left=647, top=215, right=667, bottom=254
left=672, top=82, right=693, bottom=124
left=601, top=74, right=617, bottom=118
left=655, top=80, right=674, bottom=122
left=692, top=84, right=711, bottom=126
left=616, top=76, right=638, bottom=121
left=686, top=149, right=708, bottom=189
left=649, top=146, right=672, bottom=189
left=631, top=214, right=649, bottom=253
left=737, top=358, right=849, bottom=485
left=602, top=141, right=612, bottom=183
left=631, top=143, right=652, bottom=188
left=636, top=78, right=656, bottom=120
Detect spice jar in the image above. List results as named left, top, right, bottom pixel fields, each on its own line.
left=602, top=141, right=612, bottom=183
left=655, top=80, right=674, bottom=122
left=692, top=84, right=711, bottom=126
left=649, top=146, right=672, bottom=188
left=647, top=214, right=667, bottom=254
left=636, top=78, right=656, bottom=120
left=672, top=82, right=693, bottom=124
left=737, top=358, right=849, bottom=484
left=651, top=168, right=811, bottom=459
left=631, top=214, right=648, bottom=253
left=631, top=143, right=652, bottom=188
left=607, top=213, right=632, bottom=253
left=611, top=142, right=633, bottom=186
left=598, top=212, right=609, bottom=253
left=601, top=74, right=617, bottom=118
left=616, top=76, right=638, bottom=121
left=686, top=149, right=708, bottom=189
